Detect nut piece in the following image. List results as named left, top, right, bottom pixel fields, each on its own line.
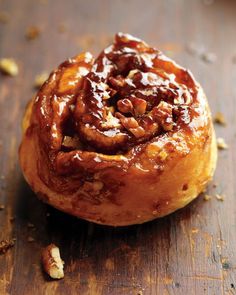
left=130, top=97, right=147, bottom=116
left=25, top=26, right=40, bottom=40
left=117, top=98, right=133, bottom=114
left=152, top=101, right=174, bottom=131
left=214, top=112, right=226, bottom=126
left=217, top=137, right=228, bottom=150
left=0, top=58, right=18, bottom=76
left=203, top=194, right=212, bottom=201
left=42, top=244, right=64, bottom=279
left=215, top=194, right=225, bottom=201
left=34, top=72, right=48, bottom=88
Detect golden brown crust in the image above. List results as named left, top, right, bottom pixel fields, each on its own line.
left=19, top=33, right=217, bottom=226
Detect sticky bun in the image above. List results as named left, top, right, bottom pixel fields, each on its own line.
left=19, top=33, right=217, bottom=226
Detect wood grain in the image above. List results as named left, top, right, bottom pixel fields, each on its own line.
left=0, top=0, right=236, bottom=294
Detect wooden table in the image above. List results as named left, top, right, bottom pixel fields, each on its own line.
left=0, top=0, right=236, bottom=294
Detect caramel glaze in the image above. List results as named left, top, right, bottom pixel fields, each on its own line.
left=27, top=33, right=211, bottom=195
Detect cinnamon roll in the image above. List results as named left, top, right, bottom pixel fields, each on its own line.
left=19, top=33, right=217, bottom=226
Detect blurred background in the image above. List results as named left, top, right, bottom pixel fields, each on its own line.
left=0, top=0, right=236, bottom=294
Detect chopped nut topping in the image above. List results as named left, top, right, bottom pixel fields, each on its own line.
left=0, top=238, right=15, bottom=254
left=25, top=26, right=41, bottom=40
left=42, top=244, right=64, bottom=279
left=152, top=101, right=174, bottom=131
left=120, top=116, right=139, bottom=129
left=215, top=194, right=225, bottom=201
left=62, top=136, right=81, bottom=150
left=0, top=11, right=9, bottom=24
left=217, top=137, right=228, bottom=150
left=131, top=97, right=147, bottom=116
left=108, top=76, right=125, bottom=89
left=204, top=194, right=212, bottom=201
left=0, top=58, right=18, bottom=76
left=129, top=126, right=145, bottom=138
left=102, top=111, right=121, bottom=129
left=117, top=98, right=133, bottom=114
left=214, top=112, right=226, bottom=126
left=158, top=150, right=168, bottom=161
left=34, top=72, right=48, bottom=88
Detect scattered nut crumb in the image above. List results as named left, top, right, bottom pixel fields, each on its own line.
left=201, top=52, right=217, bottom=63
left=27, top=222, right=35, bottom=228
left=215, top=194, right=225, bottom=201
left=0, top=204, right=5, bottom=210
left=27, top=237, right=35, bottom=242
left=0, top=11, right=9, bottom=24
left=0, top=58, right=19, bottom=76
left=217, top=137, right=228, bottom=150
left=214, top=112, right=226, bottom=126
left=0, top=238, right=15, bottom=254
left=204, top=194, right=212, bottom=201
left=42, top=244, right=64, bottom=279
left=34, top=72, right=48, bottom=88
left=10, top=216, right=15, bottom=222
left=25, top=26, right=41, bottom=40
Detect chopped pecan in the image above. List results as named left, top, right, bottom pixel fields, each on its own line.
left=129, top=126, right=145, bottom=138
left=152, top=101, right=174, bottom=131
left=109, top=75, right=125, bottom=89
left=217, top=137, right=228, bottom=150
left=0, top=58, right=18, bottom=76
left=214, top=112, right=226, bottom=126
left=130, top=97, right=147, bottom=116
left=120, top=116, right=139, bottom=129
left=42, top=244, right=64, bottom=279
left=117, top=98, right=133, bottom=114
left=215, top=194, right=225, bottom=201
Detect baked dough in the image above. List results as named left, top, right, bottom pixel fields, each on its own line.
left=19, top=33, right=217, bottom=226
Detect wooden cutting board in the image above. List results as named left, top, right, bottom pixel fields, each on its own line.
left=0, top=0, right=236, bottom=294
